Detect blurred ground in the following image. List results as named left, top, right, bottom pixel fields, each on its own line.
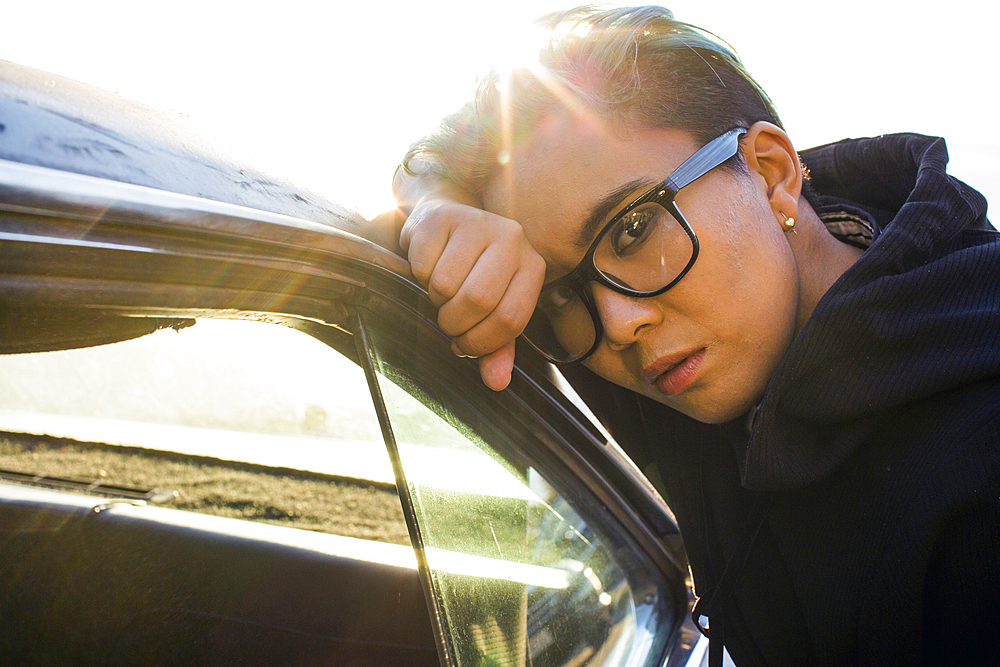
left=0, top=432, right=410, bottom=546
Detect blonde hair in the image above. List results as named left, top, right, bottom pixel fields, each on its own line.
left=403, top=5, right=782, bottom=194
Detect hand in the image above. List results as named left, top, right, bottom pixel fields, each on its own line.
left=399, top=197, right=546, bottom=391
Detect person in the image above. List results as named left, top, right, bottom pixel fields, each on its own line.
left=374, top=5, right=1000, bottom=665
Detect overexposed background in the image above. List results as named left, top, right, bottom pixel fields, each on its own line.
left=5, top=0, right=997, bottom=219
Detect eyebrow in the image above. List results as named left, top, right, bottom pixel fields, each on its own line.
left=574, top=178, right=657, bottom=248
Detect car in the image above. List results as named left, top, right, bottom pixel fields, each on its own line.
left=0, top=61, right=710, bottom=666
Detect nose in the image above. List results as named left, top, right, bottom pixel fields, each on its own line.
left=589, top=283, right=663, bottom=351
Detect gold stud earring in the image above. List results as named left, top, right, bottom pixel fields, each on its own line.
left=781, top=213, right=797, bottom=234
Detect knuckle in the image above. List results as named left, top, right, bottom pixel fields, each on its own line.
left=492, top=305, right=528, bottom=338
left=437, top=315, right=464, bottom=338
left=526, top=253, right=547, bottom=282
left=408, top=258, right=434, bottom=284
left=500, top=314, right=526, bottom=338
left=418, top=200, right=448, bottom=223
left=449, top=332, right=481, bottom=357
left=427, top=199, right=466, bottom=226
left=468, top=208, right=513, bottom=236
left=405, top=201, right=457, bottom=239
left=428, top=273, right=460, bottom=301
left=465, top=338, right=493, bottom=358
left=496, top=218, right=524, bottom=243
left=462, top=284, right=497, bottom=313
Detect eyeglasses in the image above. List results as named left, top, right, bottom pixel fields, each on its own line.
left=522, top=127, right=747, bottom=365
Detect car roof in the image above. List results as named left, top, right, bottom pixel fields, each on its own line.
left=2, top=59, right=409, bottom=263
left=0, top=60, right=364, bottom=230
left=0, top=61, right=415, bottom=354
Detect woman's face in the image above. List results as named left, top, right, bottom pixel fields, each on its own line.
left=484, top=113, right=802, bottom=424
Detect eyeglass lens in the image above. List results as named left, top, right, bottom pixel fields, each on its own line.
left=593, top=200, right=693, bottom=292
left=526, top=200, right=692, bottom=363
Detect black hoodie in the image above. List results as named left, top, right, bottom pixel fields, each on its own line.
left=566, top=134, right=1000, bottom=665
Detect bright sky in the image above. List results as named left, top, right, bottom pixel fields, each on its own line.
left=5, top=0, right=997, bottom=218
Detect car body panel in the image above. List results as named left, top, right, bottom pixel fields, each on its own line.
left=0, top=483, right=437, bottom=666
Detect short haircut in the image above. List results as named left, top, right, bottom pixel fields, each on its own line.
left=403, top=5, right=809, bottom=200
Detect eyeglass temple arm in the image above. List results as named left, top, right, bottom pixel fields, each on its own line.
left=662, top=127, right=747, bottom=194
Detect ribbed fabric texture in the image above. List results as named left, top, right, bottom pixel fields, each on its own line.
left=743, top=134, right=998, bottom=492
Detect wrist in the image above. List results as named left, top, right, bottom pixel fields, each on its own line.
left=393, top=162, right=481, bottom=214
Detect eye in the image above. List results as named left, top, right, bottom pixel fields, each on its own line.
left=609, top=207, right=660, bottom=255
left=538, top=285, right=578, bottom=316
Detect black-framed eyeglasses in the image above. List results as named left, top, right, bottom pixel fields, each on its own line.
left=522, top=127, right=747, bottom=364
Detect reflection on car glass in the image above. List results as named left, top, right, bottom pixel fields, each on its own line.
left=0, top=318, right=407, bottom=540
left=0, top=320, right=386, bottom=474
left=368, top=348, right=662, bottom=667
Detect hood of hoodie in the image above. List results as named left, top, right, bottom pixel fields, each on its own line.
left=740, top=133, right=998, bottom=491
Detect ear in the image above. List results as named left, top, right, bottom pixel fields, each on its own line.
left=741, top=121, right=802, bottom=223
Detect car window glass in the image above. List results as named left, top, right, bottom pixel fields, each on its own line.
left=0, top=318, right=407, bottom=543
left=361, top=314, right=672, bottom=667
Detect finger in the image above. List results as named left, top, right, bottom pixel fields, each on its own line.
left=451, top=340, right=475, bottom=358
left=402, top=234, right=449, bottom=291
left=478, top=341, right=516, bottom=391
left=366, top=208, right=406, bottom=255
left=399, top=202, right=460, bottom=287
left=397, top=205, right=425, bottom=254
left=435, top=241, right=521, bottom=335
left=448, top=252, right=545, bottom=357
left=425, top=226, right=499, bottom=309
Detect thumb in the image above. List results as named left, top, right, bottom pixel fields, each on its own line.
left=477, top=341, right=516, bottom=391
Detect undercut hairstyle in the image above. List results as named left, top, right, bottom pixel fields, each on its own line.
left=403, top=5, right=817, bottom=204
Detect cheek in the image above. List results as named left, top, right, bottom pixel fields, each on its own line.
left=711, top=186, right=798, bottom=300
left=689, top=187, right=801, bottom=381
left=582, top=347, right=658, bottom=400
left=717, top=186, right=780, bottom=259
left=583, top=349, right=631, bottom=387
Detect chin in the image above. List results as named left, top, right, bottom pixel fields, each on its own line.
left=648, top=389, right=758, bottom=425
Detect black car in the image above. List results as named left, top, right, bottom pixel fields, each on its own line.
left=0, top=61, right=707, bottom=667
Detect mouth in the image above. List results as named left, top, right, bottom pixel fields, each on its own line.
left=643, top=348, right=706, bottom=396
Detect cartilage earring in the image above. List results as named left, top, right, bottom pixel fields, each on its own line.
left=781, top=213, right=797, bottom=234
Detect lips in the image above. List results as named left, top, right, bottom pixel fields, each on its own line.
left=644, top=348, right=706, bottom=396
